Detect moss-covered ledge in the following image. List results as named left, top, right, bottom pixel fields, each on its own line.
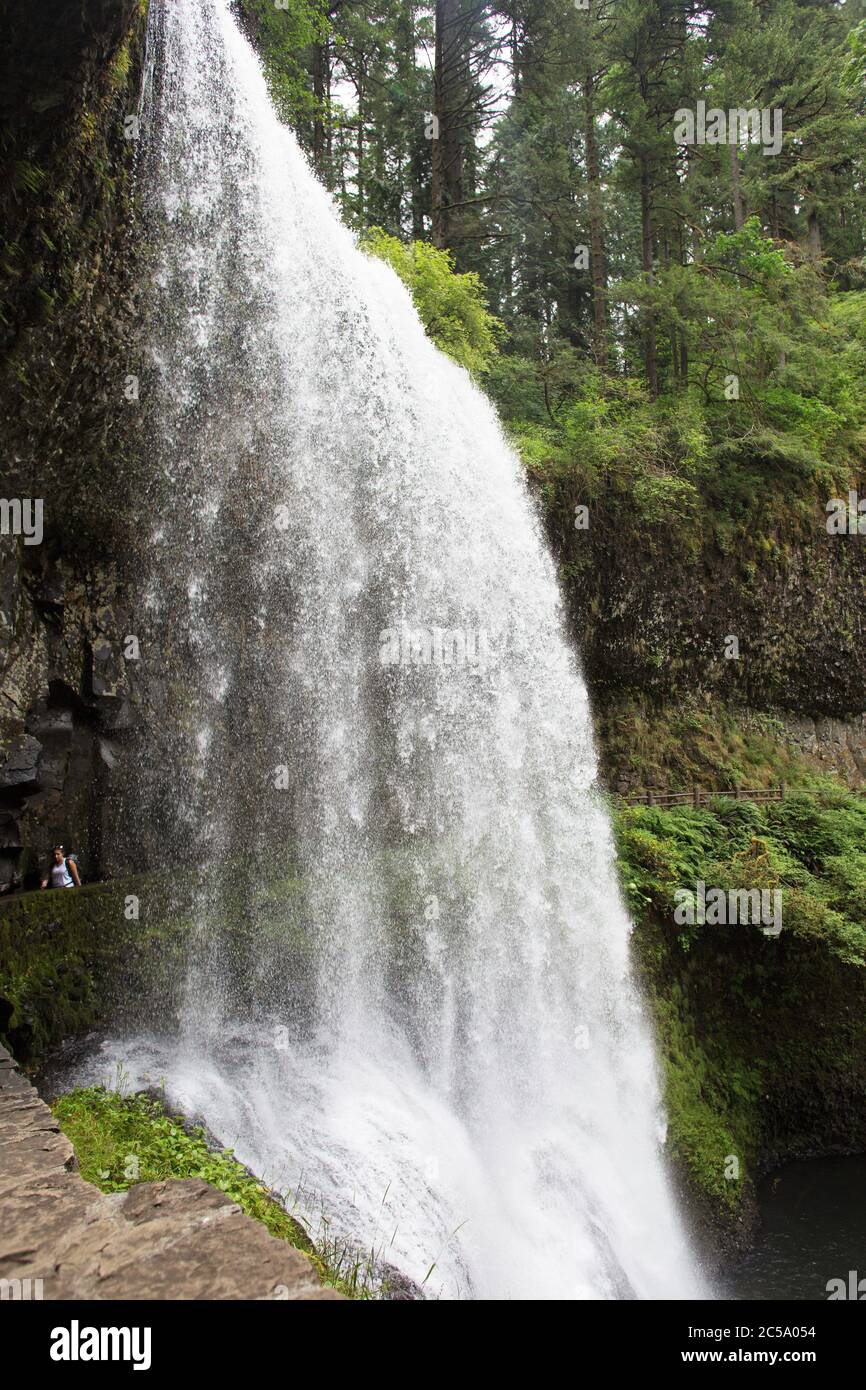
left=635, top=914, right=866, bottom=1253
left=0, top=877, right=191, bottom=1064
left=620, top=788, right=866, bottom=1254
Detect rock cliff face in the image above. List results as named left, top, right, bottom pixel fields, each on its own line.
left=0, top=543, right=142, bottom=889
left=0, top=0, right=144, bottom=534
left=548, top=497, right=866, bottom=718
left=0, top=0, right=146, bottom=890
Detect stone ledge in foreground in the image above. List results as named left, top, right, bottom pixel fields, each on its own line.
left=0, top=1043, right=343, bottom=1300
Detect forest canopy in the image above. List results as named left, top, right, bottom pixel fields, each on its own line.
left=241, top=0, right=866, bottom=529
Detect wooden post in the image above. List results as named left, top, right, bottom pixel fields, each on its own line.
left=780, top=781, right=786, bottom=800
left=735, top=786, right=741, bottom=800
left=646, top=789, right=653, bottom=806
left=693, top=786, right=700, bottom=808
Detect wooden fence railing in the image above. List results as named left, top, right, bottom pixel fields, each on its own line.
left=620, top=783, right=787, bottom=809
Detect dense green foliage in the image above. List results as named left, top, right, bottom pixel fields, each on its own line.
left=615, top=786, right=866, bottom=1224
left=53, top=1084, right=374, bottom=1297
left=617, top=784, right=866, bottom=963
left=243, top=0, right=866, bottom=538
left=362, top=227, right=503, bottom=371
left=239, top=0, right=330, bottom=126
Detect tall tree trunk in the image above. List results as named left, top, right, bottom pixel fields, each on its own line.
left=770, top=195, right=780, bottom=240
left=730, top=144, right=745, bottom=230
left=584, top=68, right=608, bottom=370
left=410, top=144, right=426, bottom=239
left=396, top=6, right=425, bottom=238
left=679, top=153, right=692, bottom=387
left=432, top=0, right=466, bottom=252
left=807, top=206, right=822, bottom=262
left=501, top=237, right=513, bottom=314
left=640, top=159, right=657, bottom=398
left=355, top=69, right=365, bottom=219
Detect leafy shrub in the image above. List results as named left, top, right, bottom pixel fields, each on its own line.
left=361, top=227, right=503, bottom=375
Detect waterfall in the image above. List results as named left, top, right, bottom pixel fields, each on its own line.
left=102, top=0, right=704, bottom=1299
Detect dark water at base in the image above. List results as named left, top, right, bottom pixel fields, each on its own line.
left=726, top=1155, right=866, bottom=1301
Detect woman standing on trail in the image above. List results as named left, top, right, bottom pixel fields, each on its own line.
left=40, top=845, right=81, bottom=890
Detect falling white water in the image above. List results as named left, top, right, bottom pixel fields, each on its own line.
left=87, top=0, right=706, bottom=1299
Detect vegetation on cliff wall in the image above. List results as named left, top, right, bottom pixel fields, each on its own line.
left=596, top=698, right=866, bottom=795
left=0, top=879, right=189, bottom=1061
left=53, top=1083, right=376, bottom=1297
left=0, top=0, right=147, bottom=558
left=617, top=786, right=866, bottom=1244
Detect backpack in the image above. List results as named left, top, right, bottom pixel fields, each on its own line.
left=65, top=852, right=81, bottom=882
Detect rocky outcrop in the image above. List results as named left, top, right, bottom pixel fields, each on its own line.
left=0, top=878, right=192, bottom=1063
left=0, top=0, right=150, bottom=889
left=0, top=1042, right=341, bottom=1300
left=781, top=711, right=866, bottom=782
left=546, top=492, right=866, bottom=719
left=0, top=541, right=142, bottom=891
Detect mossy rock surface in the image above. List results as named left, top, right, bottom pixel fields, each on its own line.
left=0, top=868, right=315, bottom=1065
left=0, top=877, right=191, bottom=1062
left=621, top=787, right=866, bottom=1251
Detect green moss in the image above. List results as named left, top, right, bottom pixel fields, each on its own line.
left=53, top=1084, right=374, bottom=1299
left=620, top=786, right=866, bottom=1237
left=13, top=161, right=48, bottom=194
left=106, top=42, right=132, bottom=93
left=653, top=979, right=755, bottom=1213
left=0, top=879, right=191, bottom=1063
left=598, top=697, right=828, bottom=795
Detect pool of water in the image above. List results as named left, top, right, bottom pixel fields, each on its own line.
left=725, top=1155, right=866, bottom=1301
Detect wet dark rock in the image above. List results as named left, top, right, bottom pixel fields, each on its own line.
left=0, top=735, right=42, bottom=790
left=379, top=1263, right=424, bottom=1301
left=89, top=635, right=127, bottom=701
left=27, top=707, right=74, bottom=738
left=0, top=813, right=21, bottom=850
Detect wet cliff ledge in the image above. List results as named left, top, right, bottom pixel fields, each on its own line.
left=0, top=0, right=148, bottom=893
left=0, top=878, right=191, bottom=1063
left=0, top=1043, right=341, bottom=1300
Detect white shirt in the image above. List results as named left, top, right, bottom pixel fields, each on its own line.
left=50, top=859, right=74, bottom=888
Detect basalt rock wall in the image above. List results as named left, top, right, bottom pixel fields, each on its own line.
left=0, top=0, right=147, bottom=889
